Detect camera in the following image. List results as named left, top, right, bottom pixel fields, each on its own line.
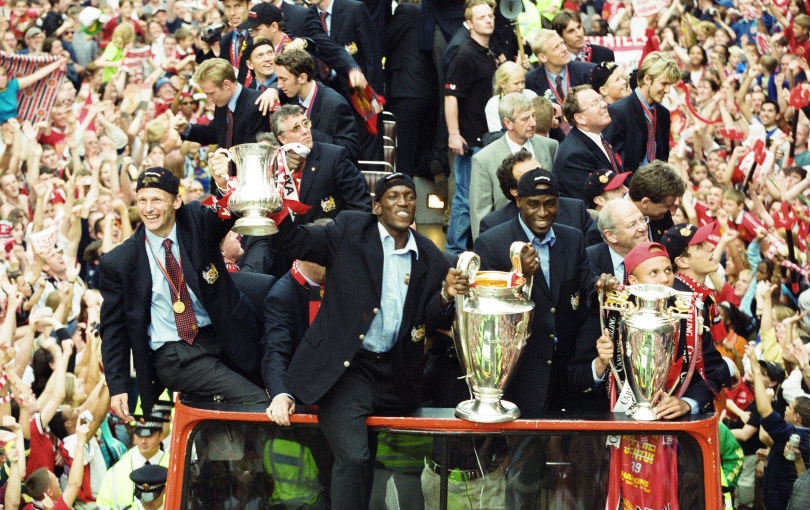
left=201, top=23, right=225, bottom=44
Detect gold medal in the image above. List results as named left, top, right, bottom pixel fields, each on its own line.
left=173, top=300, right=185, bottom=314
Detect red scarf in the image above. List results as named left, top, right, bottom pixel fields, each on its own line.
left=290, top=260, right=323, bottom=325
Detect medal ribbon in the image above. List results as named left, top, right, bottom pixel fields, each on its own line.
left=291, top=260, right=323, bottom=325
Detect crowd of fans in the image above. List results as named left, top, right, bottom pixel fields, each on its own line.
left=4, top=0, right=810, bottom=508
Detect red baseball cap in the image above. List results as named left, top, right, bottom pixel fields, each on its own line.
left=624, top=242, right=670, bottom=276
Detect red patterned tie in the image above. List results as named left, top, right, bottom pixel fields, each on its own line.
left=225, top=109, right=234, bottom=148
left=645, top=109, right=656, bottom=162
left=555, top=75, right=565, bottom=101
left=601, top=136, right=619, bottom=173
left=162, top=239, right=197, bottom=344
left=317, top=11, right=331, bottom=80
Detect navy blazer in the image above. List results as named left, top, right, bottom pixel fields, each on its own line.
left=473, top=218, right=594, bottom=417
left=586, top=44, right=615, bottom=64
left=279, top=1, right=358, bottom=76
left=603, top=91, right=671, bottom=173
left=309, top=83, right=362, bottom=162
left=260, top=271, right=311, bottom=398
left=183, top=86, right=270, bottom=148
left=311, top=0, right=384, bottom=92
left=99, top=203, right=263, bottom=415
left=552, top=127, right=624, bottom=202
left=478, top=198, right=594, bottom=237
left=586, top=242, right=614, bottom=279
left=274, top=212, right=453, bottom=407
left=525, top=61, right=596, bottom=98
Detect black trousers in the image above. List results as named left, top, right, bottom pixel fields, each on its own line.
left=317, top=353, right=412, bottom=510
left=153, top=330, right=269, bottom=404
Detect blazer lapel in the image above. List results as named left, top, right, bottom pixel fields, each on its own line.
left=549, top=236, right=564, bottom=304
left=329, top=0, right=345, bottom=40
left=134, top=229, right=152, bottom=305
left=398, top=240, right=427, bottom=340
left=176, top=217, right=202, bottom=299
left=299, top=142, right=319, bottom=201
left=363, top=223, right=384, bottom=302
left=575, top=128, right=612, bottom=169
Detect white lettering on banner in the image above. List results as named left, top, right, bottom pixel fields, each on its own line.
left=585, top=36, right=647, bottom=68
left=612, top=379, right=636, bottom=413
left=632, top=0, right=664, bottom=17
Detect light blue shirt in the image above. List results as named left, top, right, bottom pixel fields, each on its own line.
left=608, top=247, right=625, bottom=283
left=227, top=83, right=243, bottom=112
left=518, top=215, right=555, bottom=287
left=362, top=223, right=418, bottom=353
left=144, top=224, right=212, bottom=349
left=317, top=2, right=334, bottom=34
left=544, top=66, right=568, bottom=97
left=635, top=88, right=656, bottom=167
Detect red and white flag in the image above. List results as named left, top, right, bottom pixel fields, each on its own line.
left=0, top=52, right=66, bottom=124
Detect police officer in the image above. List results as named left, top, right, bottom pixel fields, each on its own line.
left=97, top=416, right=170, bottom=510
left=128, top=465, right=168, bottom=510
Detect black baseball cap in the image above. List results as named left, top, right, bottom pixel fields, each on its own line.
left=238, top=3, right=283, bottom=30
left=517, top=168, right=559, bottom=197
left=374, top=173, right=416, bottom=201
left=136, top=167, right=180, bottom=196
left=659, top=222, right=715, bottom=263
left=243, top=36, right=275, bottom=61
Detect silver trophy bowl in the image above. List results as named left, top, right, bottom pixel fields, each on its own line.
left=453, top=243, right=535, bottom=423
left=218, top=143, right=283, bottom=235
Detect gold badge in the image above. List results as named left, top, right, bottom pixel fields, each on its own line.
left=599, top=175, right=609, bottom=183
left=570, top=292, right=580, bottom=311
left=411, top=324, right=426, bottom=342
left=202, top=264, right=219, bottom=285
left=679, top=227, right=692, bottom=237
left=345, top=42, right=358, bottom=55
left=321, top=196, right=336, bottom=212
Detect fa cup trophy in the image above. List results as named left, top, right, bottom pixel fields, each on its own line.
left=601, top=284, right=702, bottom=420
left=215, top=143, right=283, bottom=235
left=453, top=243, right=535, bottom=423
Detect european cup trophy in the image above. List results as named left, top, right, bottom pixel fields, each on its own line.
left=215, top=143, right=283, bottom=235
left=601, top=284, right=702, bottom=420
left=453, top=243, right=535, bottom=423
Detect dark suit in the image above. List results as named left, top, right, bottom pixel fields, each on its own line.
left=279, top=1, right=358, bottom=76
left=269, top=142, right=371, bottom=277
left=586, top=242, right=615, bottom=279
left=552, top=127, right=624, bottom=202
left=473, top=219, right=593, bottom=417
left=308, top=82, right=362, bottom=163
left=260, top=271, right=311, bottom=398
left=386, top=2, right=439, bottom=177
left=478, top=199, right=594, bottom=238
left=182, top=86, right=269, bottom=148
left=274, top=211, right=452, bottom=507
left=99, top=203, right=265, bottom=416
left=603, top=91, right=671, bottom=173
left=312, top=0, right=384, bottom=92
left=584, top=43, right=615, bottom=64
left=313, top=0, right=385, bottom=161
left=525, top=61, right=596, bottom=98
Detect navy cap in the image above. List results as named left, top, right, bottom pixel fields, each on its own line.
left=136, top=167, right=180, bottom=196
left=659, top=222, right=715, bottom=262
left=517, top=168, right=559, bottom=197
left=130, top=465, right=168, bottom=502
left=373, top=172, right=416, bottom=201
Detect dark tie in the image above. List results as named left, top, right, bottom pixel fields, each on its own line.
left=162, top=239, right=197, bottom=344
left=144, top=460, right=151, bottom=466
left=645, top=105, right=656, bottom=162
left=259, top=84, right=266, bottom=92
left=317, top=12, right=331, bottom=79
left=225, top=109, right=234, bottom=148
left=601, top=136, right=619, bottom=173
left=555, top=75, right=565, bottom=100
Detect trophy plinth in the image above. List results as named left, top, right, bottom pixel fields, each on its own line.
left=455, top=393, right=520, bottom=423
left=233, top=214, right=278, bottom=236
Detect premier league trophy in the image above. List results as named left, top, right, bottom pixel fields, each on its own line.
left=215, top=143, right=283, bottom=235
left=453, top=243, right=535, bottom=423
left=601, top=284, right=701, bottom=420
